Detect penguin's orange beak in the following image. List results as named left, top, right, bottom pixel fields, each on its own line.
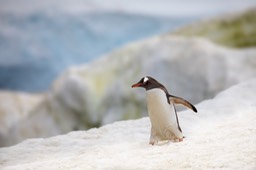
left=131, top=83, right=142, bottom=88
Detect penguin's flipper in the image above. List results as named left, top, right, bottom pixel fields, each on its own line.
left=168, top=95, right=197, bottom=113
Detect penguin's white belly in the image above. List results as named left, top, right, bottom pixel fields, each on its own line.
left=146, top=89, right=183, bottom=140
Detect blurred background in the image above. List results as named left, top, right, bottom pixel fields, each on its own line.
left=1, top=0, right=255, bottom=92
left=0, top=0, right=256, bottom=147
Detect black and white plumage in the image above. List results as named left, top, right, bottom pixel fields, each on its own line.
left=132, top=76, right=197, bottom=145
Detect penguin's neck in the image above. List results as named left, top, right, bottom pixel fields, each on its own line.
left=146, top=88, right=169, bottom=105
left=146, top=89, right=169, bottom=108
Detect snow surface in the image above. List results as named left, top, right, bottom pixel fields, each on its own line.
left=0, top=79, right=255, bottom=169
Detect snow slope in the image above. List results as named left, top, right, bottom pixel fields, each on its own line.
left=0, top=79, right=255, bottom=169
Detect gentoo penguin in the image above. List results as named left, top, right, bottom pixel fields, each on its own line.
left=132, top=76, right=197, bottom=145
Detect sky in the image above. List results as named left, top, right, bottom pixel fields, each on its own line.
left=1, top=0, right=256, bottom=17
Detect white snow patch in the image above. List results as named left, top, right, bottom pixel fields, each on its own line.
left=0, top=79, right=256, bottom=169
left=143, top=76, right=149, bottom=83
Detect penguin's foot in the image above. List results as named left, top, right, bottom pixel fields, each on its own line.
left=149, top=140, right=158, bottom=145
left=149, top=141, right=155, bottom=145
left=173, top=138, right=183, bottom=142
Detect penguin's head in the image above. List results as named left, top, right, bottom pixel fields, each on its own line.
left=132, top=76, right=163, bottom=91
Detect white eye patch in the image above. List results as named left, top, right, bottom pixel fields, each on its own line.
left=143, top=77, right=149, bottom=83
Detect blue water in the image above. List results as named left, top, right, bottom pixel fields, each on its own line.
left=0, top=11, right=195, bottom=92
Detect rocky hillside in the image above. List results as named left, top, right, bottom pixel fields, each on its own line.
left=0, top=91, right=42, bottom=145
left=173, top=8, right=256, bottom=48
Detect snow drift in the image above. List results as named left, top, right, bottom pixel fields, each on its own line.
left=0, top=79, right=255, bottom=169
